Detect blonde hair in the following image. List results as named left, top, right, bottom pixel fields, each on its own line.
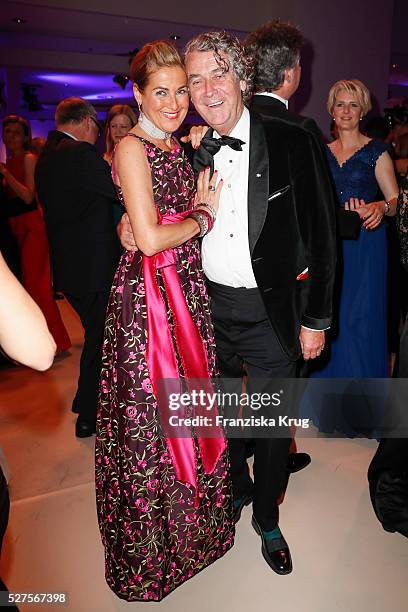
left=327, top=79, right=372, bottom=117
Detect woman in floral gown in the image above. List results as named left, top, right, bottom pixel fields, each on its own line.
left=95, top=41, right=234, bottom=602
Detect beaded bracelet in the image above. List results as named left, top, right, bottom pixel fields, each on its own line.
left=188, top=209, right=214, bottom=237
left=198, top=203, right=217, bottom=221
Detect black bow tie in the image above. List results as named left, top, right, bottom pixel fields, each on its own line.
left=193, top=134, right=245, bottom=176
left=201, top=135, right=245, bottom=154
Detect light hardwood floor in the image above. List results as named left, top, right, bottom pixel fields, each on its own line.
left=0, top=300, right=407, bottom=612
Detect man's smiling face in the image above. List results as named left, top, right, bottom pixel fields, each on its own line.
left=186, top=50, right=245, bottom=135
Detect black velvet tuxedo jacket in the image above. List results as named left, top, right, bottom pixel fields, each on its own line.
left=252, top=95, right=361, bottom=240
left=251, top=93, right=324, bottom=143
left=35, top=131, right=121, bottom=294
left=194, top=100, right=337, bottom=360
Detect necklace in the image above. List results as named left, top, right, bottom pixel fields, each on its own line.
left=138, top=111, right=172, bottom=140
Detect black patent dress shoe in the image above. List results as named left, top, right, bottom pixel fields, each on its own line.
left=75, top=417, right=96, bottom=438
left=287, top=452, right=311, bottom=474
left=234, top=490, right=253, bottom=523
left=251, top=516, right=293, bottom=575
left=372, top=470, right=408, bottom=538
left=71, top=392, right=80, bottom=414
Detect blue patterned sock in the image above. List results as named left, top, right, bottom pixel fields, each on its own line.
left=233, top=497, right=244, bottom=511
left=262, top=526, right=283, bottom=541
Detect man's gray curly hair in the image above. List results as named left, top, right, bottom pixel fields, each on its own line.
left=184, top=31, right=255, bottom=103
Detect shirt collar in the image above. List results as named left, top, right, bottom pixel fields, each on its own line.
left=254, top=92, right=289, bottom=109
left=59, top=130, right=79, bottom=141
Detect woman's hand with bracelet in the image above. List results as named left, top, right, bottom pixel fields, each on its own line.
left=189, top=167, right=223, bottom=236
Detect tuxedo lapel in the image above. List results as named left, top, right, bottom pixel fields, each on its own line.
left=247, top=110, right=269, bottom=254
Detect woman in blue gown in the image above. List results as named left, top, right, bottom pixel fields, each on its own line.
left=304, top=80, right=399, bottom=435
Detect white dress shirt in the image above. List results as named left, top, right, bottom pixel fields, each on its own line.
left=201, top=102, right=325, bottom=333
left=201, top=107, right=257, bottom=288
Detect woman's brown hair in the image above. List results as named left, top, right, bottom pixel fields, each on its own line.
left=130, top=40, right=185, bottom=92
left=2, top=115, right=32, bottom=150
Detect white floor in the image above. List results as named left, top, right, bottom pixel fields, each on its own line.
left=0, top=301, right=407, bottom=612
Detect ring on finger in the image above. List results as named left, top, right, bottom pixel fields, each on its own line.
left=208, top=185, right=216, bottom=192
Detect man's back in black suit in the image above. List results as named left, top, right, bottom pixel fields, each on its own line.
left=35, top=98, right=121, bottom=437
left=252, top=93, right=322, bottom=134
left=35, top=130, right=120, bottom=294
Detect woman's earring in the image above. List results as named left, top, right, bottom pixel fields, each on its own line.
left=136, top=101, right=144, bottom=121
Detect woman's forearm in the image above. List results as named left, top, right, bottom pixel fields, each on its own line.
left=2, top=168, right=35, bottom=204
left=129, top=214, right=200, bottom=256
left=0, top=254, right=56, bottom=370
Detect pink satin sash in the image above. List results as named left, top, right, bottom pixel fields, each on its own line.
left=142, top=211, right=226, bottom=506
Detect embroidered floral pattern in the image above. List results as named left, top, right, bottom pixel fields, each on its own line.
left=95, top=137, right=234, bottom=602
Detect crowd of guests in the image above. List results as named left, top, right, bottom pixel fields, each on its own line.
left=1, top=18, right=408, bottom=604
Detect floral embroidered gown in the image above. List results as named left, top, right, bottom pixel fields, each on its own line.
left=95, top=135, right=234, bottom=602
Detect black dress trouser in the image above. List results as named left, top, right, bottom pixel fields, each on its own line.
left=0, top=467, right=9, bottom=562
left=64, top=291, right=110, bottom=424
left=368, top=313, right=408, bottom=535
left=207, top=281, right=296, bottom=531
left=369, top=312, right=408, bottom=476
left=0, top=468, right=20, bottom=609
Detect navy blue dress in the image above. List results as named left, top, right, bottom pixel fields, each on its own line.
left=301, top=140, right=389, bottom=435
left=319, top=139, right=388, bottom=377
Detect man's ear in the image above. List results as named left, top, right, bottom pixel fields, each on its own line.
left=284, top=68, right=294, bottom=84
left=240, top=80, right=247, bottom=94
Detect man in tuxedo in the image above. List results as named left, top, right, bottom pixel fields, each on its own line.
left=35, top=98, right=121, bottom=438
left=183, top=31, right=336, bottom=574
